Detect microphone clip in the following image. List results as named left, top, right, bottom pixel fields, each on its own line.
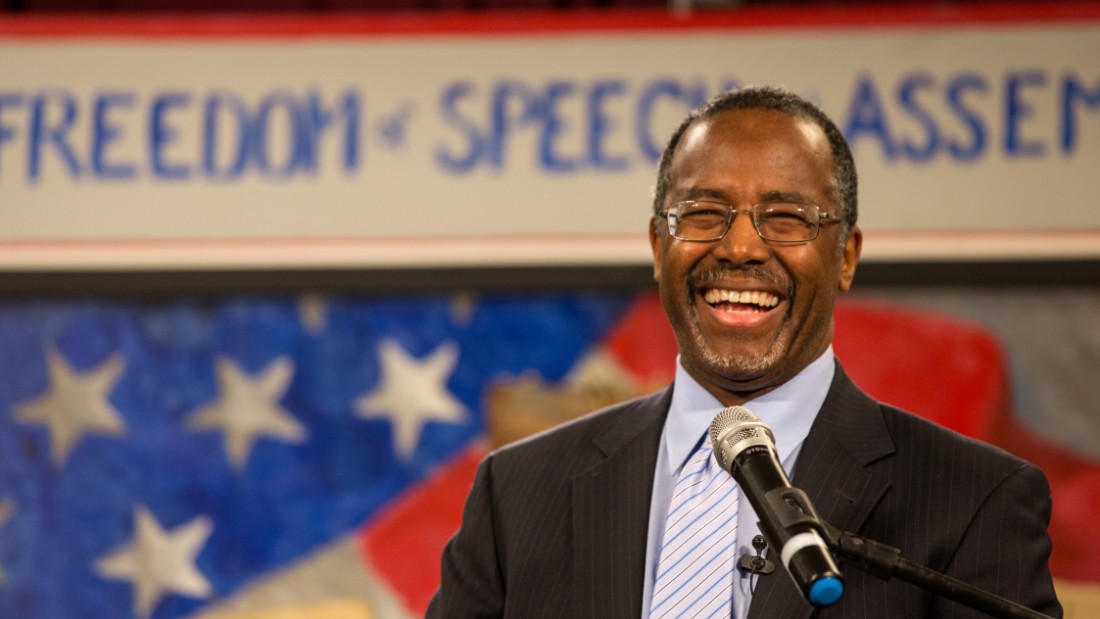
left=738, top=534, right=776, bottom=576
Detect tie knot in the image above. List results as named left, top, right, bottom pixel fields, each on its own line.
left=688, top=434, right=716, bottom=472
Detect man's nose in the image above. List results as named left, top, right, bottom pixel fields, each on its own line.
left=713, top=210, right=770, bottom=264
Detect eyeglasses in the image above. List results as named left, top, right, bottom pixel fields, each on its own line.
left=659, top=200, right=841, bottom=244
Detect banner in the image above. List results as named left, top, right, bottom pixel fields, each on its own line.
left=1, top=5, right=1099, bottom=270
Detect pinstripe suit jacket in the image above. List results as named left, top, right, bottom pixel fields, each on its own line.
left=427, top=362, right=1062, bottom=618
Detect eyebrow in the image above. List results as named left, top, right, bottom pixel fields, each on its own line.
left=680, top=187, right=729, bottom=202
left=759, top=190, right=816, bottom=205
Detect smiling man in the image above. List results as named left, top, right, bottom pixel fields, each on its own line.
left=428, top=86, right=1061, bottom=619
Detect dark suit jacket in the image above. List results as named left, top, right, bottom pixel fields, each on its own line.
left=427, top=363, right=1062, bottom=618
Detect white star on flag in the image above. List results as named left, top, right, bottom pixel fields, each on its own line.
left=356, top=339, right=466, bottom=459
left=0, top=499, right=14, bottom=584
left=184, top=356, right=306, bottom=470
left=14, top=348, right=127, bottom=467
left=95, top=505, right=214, bottom=619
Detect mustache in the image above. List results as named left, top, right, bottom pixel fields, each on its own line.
left=687, top=265, right=794, bottom=298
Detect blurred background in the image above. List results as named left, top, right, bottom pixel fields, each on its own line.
left=0, top=1, right=1098, bottom=618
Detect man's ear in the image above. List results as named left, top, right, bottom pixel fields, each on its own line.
left=838, top=225, right=862, bottom=292
left=649, top=216, right=663, bottom=282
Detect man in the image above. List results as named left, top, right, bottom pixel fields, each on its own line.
left=427, top=86, right=1061, bottom=618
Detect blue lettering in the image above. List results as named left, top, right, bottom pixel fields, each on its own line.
left=897, top=73, right=940, bottom=162
left=305, top=91, right=361, bottom=171
left=340, top=93, right=362, bottom=170
left=1004, top=70, right=1047, bottom=157
left=843, top=75, right=897, bottom=159
left=490, top=81, right=537, bottom=168
left=945, top=73, right=988, bottom=162
left=149, top=92, right=191, bottom=180
left=5, top=87, right=371, bottom=183
left=435, top=81, right=483, bottom=173
left=202, top=91, right=249, bottom=181
left=91, top=91, right=136, bottom=179
left=253, top=92, right=306, bottom=178
left=29, top=90, right=81, bottom=182
left=0, top=93, right=23, bottom=179
left=586, top=79, right=629, bottom=171
left=635, top=79, right=703, bottom=163
left=539, top=81, right=577, bottom=173
left=299, top=95, right=322, bottom=171
left=435, top=77, right=741, bottom=174
left=1061, top=73, right=1100, bottom=154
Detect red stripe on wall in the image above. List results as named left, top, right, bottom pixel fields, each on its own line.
left=1, top=3, right=1100, bottom=39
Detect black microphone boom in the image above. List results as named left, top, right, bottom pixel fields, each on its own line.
left=709, top=406, right=844, bottom=607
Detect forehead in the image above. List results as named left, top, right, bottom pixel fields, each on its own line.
left=669, top=108, right=835, bottom=200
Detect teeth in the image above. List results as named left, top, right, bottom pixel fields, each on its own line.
left=703, top=289, right=779, bottom=308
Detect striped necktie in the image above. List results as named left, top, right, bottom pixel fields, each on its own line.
left=650, top=434, right=740, bottom=618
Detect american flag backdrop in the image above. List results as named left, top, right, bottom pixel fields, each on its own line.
left=0, top=289, right=1097, bottom=618
left=0, top=292, right=634, bottom=619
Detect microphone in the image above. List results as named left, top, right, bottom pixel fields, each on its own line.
left=709, top=406, right=844, bottom=607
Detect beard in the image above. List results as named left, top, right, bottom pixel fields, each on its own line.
left=681, top=264, right=796, bottom=379
left=686, top=313, right=793, bottom=377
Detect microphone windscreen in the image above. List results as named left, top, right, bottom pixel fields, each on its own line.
left=709, top=406, right=775, bottom=470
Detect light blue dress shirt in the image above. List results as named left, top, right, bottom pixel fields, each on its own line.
left=640, top=347, right=836, bottom=619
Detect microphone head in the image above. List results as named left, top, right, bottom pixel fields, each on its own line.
left=709, top=406, right=775, bottom=471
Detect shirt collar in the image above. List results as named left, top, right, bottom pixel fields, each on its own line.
left=664, top=347, right=836, bottom=476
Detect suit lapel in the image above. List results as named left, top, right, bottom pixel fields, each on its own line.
left=795, top=363, right=896, bottom=536
left=571, top=388, right=670, bottom=619
left=748, top=363, right=896, bottom=619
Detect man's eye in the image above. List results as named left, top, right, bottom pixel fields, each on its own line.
left=683, top=208, right=726, bottom=219
left=764, top=212, right=810, bottom=223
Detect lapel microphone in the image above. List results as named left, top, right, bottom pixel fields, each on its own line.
left=738, top=534, right=776, bottom=576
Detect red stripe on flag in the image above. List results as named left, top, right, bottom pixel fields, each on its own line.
left=359, top=443, right=488, bottom=614
left=603, top=292, right=677, bottom=387
left=834, top=300, right=1007, bottom=439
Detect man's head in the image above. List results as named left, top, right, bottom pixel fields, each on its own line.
left=654, top=86, right=859, bottom=244
left=649, top=86, right=862, bottom=406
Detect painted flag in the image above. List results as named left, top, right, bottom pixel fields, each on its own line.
left=1, top=291, right=1097, bottom=618
left=0, top=292, right=633, bottom=618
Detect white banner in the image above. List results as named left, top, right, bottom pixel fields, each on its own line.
left=0, top=7, right=1098, bottom=269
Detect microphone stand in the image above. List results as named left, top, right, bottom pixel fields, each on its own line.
left=763, top=487, right=1056, bottom=619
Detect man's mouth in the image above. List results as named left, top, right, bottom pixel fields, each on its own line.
left=701, top=288, right=780, bottom=311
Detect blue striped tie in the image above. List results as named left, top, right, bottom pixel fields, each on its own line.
left=650, top=434, right=739, bottom=618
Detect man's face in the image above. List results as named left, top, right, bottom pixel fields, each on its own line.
left=649, top=108, right=862, bottom=404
